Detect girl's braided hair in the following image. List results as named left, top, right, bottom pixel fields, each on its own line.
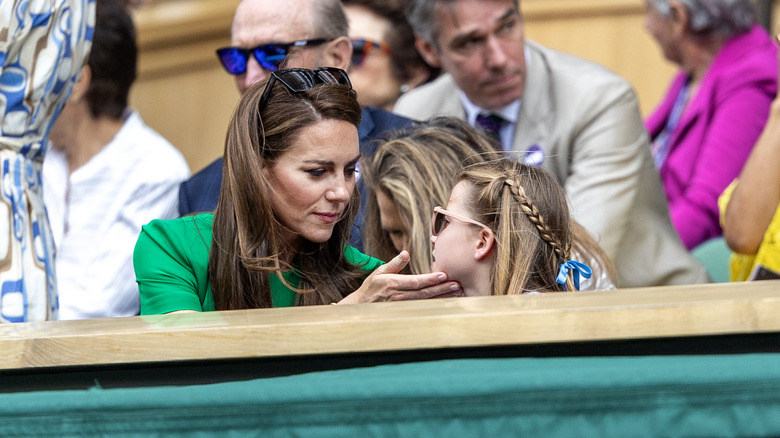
left=502, top=176, right=571, bottom=261
left=455, top=158, right=574, bottom=293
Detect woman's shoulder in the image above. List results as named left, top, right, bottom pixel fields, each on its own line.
left=143, top=213, right=214, bottom=235
left=344, top=245, right=384, bottom=272
left=139, top=213, right=214, bottom=255
left=712, top=28, right=777, bottom=85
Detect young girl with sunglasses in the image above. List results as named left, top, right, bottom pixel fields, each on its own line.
left=431, top=159, right=615, bottom=295
left=133, top=68, right=459, bottom=314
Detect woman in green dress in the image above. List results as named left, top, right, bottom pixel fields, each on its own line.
left=134, top=68, right=460, bottom=314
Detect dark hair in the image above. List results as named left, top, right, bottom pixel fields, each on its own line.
left=406, top=0, right=519, bottom=47
left=85, top=0, right=137, bottom=119
left=209, top=75, right=364, bottom=310
left=343, top=0, right=439, bottom=84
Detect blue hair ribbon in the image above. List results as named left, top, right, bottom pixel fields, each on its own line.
left=556, top=260, right=592, bottom=291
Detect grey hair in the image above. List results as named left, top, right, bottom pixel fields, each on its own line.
left=406, top=0, right=520, bottom=48
left=312, top=0, right=349, bottom=39
left=648, top=0, right=755, bottom=38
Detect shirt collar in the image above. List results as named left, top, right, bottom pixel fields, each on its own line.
left=459, top=94, right=521, bottom=127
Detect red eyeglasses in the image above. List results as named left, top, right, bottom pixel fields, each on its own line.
left=351, top=38, right=392, bottom=67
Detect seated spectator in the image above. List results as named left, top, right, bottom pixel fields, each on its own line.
left=644, top=0, right=777, bottom=250
left=0, top=0, right=93, bottom=322
left=431, top=159, right=598, bottom=294
left=44, top=0, right=190, bottom=319
left=720, top=92, right=780, bottom=281
left=363, top=118, right=616, bottom=290
left=343, top=0, right=438, bottom=110
left=396, top=0, right=708, bottom=287
left=134, top=68, right=459, bottom=314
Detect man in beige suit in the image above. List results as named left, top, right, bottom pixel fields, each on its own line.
left=396, top=0, right=708, bottom=287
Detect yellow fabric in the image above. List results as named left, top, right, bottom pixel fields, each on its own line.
left=719, top=181, right=780, bottom=281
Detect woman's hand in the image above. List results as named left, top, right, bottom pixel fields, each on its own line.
left=338, top=251, right=462, bottom=304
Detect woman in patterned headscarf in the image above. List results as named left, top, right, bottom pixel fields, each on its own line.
left=0, top=0, right=94, bottom=321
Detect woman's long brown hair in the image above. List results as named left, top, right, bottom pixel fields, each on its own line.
left=209, top=78, right=366, bottom=309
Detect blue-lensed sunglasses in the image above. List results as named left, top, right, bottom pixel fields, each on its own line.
left=216, top=38, right=333, bottom=75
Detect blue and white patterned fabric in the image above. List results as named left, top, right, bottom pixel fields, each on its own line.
left=0, top=0, right=94, bottom=322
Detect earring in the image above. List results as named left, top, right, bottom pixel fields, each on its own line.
left=399, top=84, right=410, bottom=94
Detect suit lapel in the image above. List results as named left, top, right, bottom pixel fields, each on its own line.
left=512, top=41, right=553, bottom=160
left=441, top=76, right=468, bottom=119
left=664, top=30, right=742, bottom=153
left=668, top=89, right=702, bottom=148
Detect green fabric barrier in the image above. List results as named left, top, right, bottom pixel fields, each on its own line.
left=3, top=354, right=780, bottom=437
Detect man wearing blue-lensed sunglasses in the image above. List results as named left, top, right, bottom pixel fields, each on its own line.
left=178, top=0, right=413, bottom=251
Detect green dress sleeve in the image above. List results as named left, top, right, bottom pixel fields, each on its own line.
left=344, top=245, right=384, bottom=273
left=134, top=214, right=215, bottom=314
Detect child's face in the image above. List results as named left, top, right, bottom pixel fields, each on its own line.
left=430, top=181, right=488, bottom=295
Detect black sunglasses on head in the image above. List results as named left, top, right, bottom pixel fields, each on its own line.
left=259, top=67, right=352, bottom=109
left=216, top=38, right=333, bottom=75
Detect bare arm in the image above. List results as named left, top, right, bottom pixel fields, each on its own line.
left=724, top=98, right=780, bottom=254
left=338, top=251, right=462, bottom=304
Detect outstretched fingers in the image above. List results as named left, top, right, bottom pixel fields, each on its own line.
left=340, top=251, right=463, bottom=304
left=387, top=277, right=463, bottom=301
left=371, top=251, right=411, bottom=276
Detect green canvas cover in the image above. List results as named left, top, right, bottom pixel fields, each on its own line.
left=2, top=354, right=780, bottom=437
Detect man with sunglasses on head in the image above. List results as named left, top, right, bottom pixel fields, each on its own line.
left=394, top=0, right=709, bottom=288
left=178, top=0, right=412, bottom=250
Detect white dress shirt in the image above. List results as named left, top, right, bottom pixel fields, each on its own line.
left=44, top=110, right=190, bottom=320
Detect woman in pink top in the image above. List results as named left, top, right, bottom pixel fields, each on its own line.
left=644, top=0, right=777, bottom=250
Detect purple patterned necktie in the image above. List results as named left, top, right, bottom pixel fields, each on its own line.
left=476, top=112, right=505, bottom=147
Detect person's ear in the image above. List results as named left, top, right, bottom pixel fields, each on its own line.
left=70, top=65, right=91, bottom=102
left=415, top=36, right=442, bottom=68
left=668, top=0, right=690, bottom=34
left=402, top=64, right=432, bottom=93
left=322, top=36, right=352, bottom=71
left=474, top=228, right=494, bottom=261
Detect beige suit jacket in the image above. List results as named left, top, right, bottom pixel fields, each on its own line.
left=395, top=41, right=708, bottom=287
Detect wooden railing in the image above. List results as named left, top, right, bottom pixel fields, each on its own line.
left=3, top=280, right=779, bottom=370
